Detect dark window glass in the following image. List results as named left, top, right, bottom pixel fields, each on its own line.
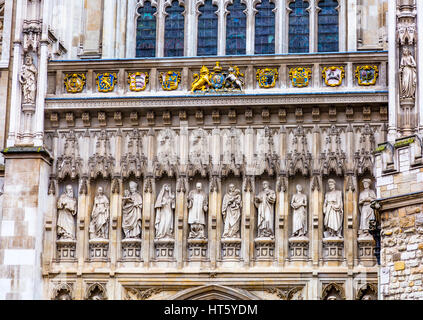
left=255, top=0, right=275, bottom=54
left=164, top=1, right=185, bottom=57
left=198, top=0, right=218, bottom=56
left=136, top=2, right=157, bottom=57
left=288, top=0, right=309, bottom=53
left=226, top=0, right=246, bottom=55
left=318, top=0, right=339, bottom=52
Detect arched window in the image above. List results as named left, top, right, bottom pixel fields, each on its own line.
left=255, top=0, right=275, bottom=54
left=164, top=1, right=185, bottom=57
left=136, top=2, right=157, bottom=57
left=317, top=0, right=339, bottom=52
left=288, top=0, right=309, bottom=53
left=197, top=0, right=218, bottom=56
left=226, top=0, right=247, bottom=55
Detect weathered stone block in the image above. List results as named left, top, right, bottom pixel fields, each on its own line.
left=394, top=261, right=405, bottom=271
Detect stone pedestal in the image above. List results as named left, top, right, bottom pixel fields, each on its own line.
left=187, top=238, right=208, bottom=261
left=121, top=238, right=142, bottom=261
left=254, top=237, right=275, bottom=260
left=56, top=239, right=76, bottom=261
left=322, top=237, right=344, bottom=261
left=221, top=238, right=241, bottom=260
left=357, top=236, right=376, bottom=267
left=288, top=236, right=309, bottom=260
left=154, top=238, right=175, bottom=261
left=89, top=238, right=109, bottom=261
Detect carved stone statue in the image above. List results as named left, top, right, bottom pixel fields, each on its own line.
left=187, top=182, right=208, bottom=239
left=323, top=179, right=343, bottom=238
left=154, top=184, right=175, bottom=239
left=400, top=47, right=417, bottom=99
left=19, top=53, right=37, bottom=105
left=291, top=184, right=307, bottom=237
left=89, top=187, right=110, bottom=239
left=254, top=181, right=276, bottom=238
left=57, top=185, right=77, bottom=240
left=122, top=181, right=143, bottom=239
left=358, top=178, right=377, bottom=237
left=222, top=183, right=242, bottom=238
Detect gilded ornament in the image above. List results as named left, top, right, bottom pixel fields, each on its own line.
left=289, top=67, right=312, bottom=87
left=256, top=68, right=278, bottom=88
left=64, top=73, right=86, bottom=93
left=128, top=72, right=149, bottom=91
left=322, top=66, right=344, bottom=87
left=159, top=71, right=181, bottom=90
left=355, top=65, right=378, bottom=86
left=96, top=72, right=117, bottom=92
left=191, top=65, right=212, bottom=92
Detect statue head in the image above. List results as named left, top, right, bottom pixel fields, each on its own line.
left=129, top=181, right=138, bottom=193
left=296, top=184, right=303, bottom=193
left=362, top=178, right=371, bottom=189
left=200, top=65, right=209, bottom=75
left=196, top=182, right=202, bottom=192
left=326, top=295, right=338, bottom=300
left=403, top=47, right=410, bottom=55
left=327, top=179, right=336, bottom=191
left=262, top=181, right=269, bottom=190
left=65, top=185, right=73, bottom=197
left=361, top=294, right=373, bottom=300
left=228, top=183, right=235, bottom=193
left=24, top=53, right=33, bottom=65
left=163, top=184, right=169, bottom=192
left=97, top=186, right=103, bottom=195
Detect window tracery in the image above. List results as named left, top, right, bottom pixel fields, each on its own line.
left=254, top=0, right=275, bottom=54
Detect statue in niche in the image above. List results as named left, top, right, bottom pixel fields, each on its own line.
left=57, top=185, right=77, bottom=240
left=122, top=181, right=143, bottom=239
left=154, top=184, right=175, bottom=239
left=254, top=181, right=276, bottom=238
left=323, top=179, right=343, bottom=238
left=187, top=182, right=208, bottom=239
left=19, top=53, right=37, bottom=105
left=222, top=183, right=242, bottom=238
left=400, top=47, right=417, bottom=99
left=89, top=186, right=110, bottom=239
left=358, top=178, right=377, bottom=238
left=291, top=184, right=307, bottom=237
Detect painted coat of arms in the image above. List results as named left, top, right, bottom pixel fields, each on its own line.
left=289, top=67, right=312, bottom=87
left=128, top=72, right=149, bottom=91
left=96, top=72, right=117, bottom=92
left=256, top=68, right=278, bottom=88
left=160, top=71, right=181, bottom=90
left=322, top=66, right=345, bottom=87
left=64, top=73, right=86, bottom=93
left=190, top=62, right=244, bottom=93
left=355, top=65, right=378, bottom=86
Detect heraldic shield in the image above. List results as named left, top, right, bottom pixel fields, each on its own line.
left=160, top=71, right=181, bottom=90
left=96, top=72, right=117, bottom=92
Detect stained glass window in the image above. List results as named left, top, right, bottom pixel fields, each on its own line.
left=164, top=1, right=185, bottom=57
left=288, top=0, right=309, bottom=53
left=255, top=0, right=275, bottom=54
left=318, top=0, right=339, bottom=52
left=136, top=2, right=157, bottom=57
left=226, top=0, right=247, bottom=55
left=198, top=0, right=218, bottom=56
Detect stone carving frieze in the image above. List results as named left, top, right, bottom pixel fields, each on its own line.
left=221, top=128, right=243, bottom=176
left=56, top=130, right=83, bottom=180
left=52, top=283, right=73, bottom=300
left=320, top=125, right=346, bottom=176
left=354, top=124, right=375, bottom=175
left=124, top=287, right=163, bottom=300
left=188, top=128, right=210, bottom=177
left=155, top=128, right=178, bottom=177
left=88, top=130, right=115, bottom=179
left=121, top=129, right=146, bottom=178
left=287, top=126, right=312, bottom=176
left=86, top=282, right=107, bottom=300
left=264, top=286, right=304, bottom=300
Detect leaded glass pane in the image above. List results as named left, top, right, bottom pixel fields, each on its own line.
left=198, top=0, right=218, bottom=56
left=288, top=0, right=309, bottom=53
left=318, top=0, right=339, bottom=52
left=226, top=0, right=247, bottom=55
left=255, top=0, right=275, bottom=54
left=164, top=1, right=185, bottom=57
left=136, top=2, right=156, bottom=57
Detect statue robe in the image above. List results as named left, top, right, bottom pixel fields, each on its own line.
left=89, top=194, right=110, bottom=239
left=57, top=193, right=77, bottom=240
left=222, top=190, right=242, bottom=238
left=255, top=188, right=276, bottom=237
left=291, top=192, right=307, bottom=236
left=359, top=188, right=376, bottom=231
left=122, top=191, right=142, bottom=239
left=323, top=190, right=343, bottom=236
left=188, top=191, right=207, bottom=226
left=154, top=189, right=175, bottom=239
left=400, top=52, right=417, bottom=98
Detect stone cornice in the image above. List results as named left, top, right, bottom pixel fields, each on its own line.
left=377, top=190, right=423, bottom=212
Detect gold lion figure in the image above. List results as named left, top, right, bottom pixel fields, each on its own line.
left=191, top=65, right=212, bottom=92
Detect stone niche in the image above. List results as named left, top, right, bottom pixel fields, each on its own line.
left=187, top=176, right=209, bottom=261
left=322, top=176, right=344, bottom=263
left=288, top=176, right=310, bottom=261
left=120, top=178, right=143, bottom=261
left=220, top=176, right=243, bottom=261
left=153, top=176, right=176, bottom=261
left=55, top=180, right=78, bottom=262
left=88, top=178, right=110, bottom=262
left=254, top=176, right=276, bottom=261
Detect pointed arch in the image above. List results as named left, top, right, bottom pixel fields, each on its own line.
left=169, top=284, right=260, bottom=300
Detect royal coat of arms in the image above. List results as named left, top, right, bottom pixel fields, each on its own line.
left=289, top=67, right=312, bottom=87
left=355, top=65, right=378, bottom=86
left=160, top=71, right=181, bottom=90
left=128, top=72, right=149, bottom=91
left=96, top=72, right=117, bottom=92
left=190, top=62, right=244, bottom=93
left=64, top=73, right=86, bottom=93
left=256, top=68, right=278, bottom=88
left=322, top=66, right=345, bottom=87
